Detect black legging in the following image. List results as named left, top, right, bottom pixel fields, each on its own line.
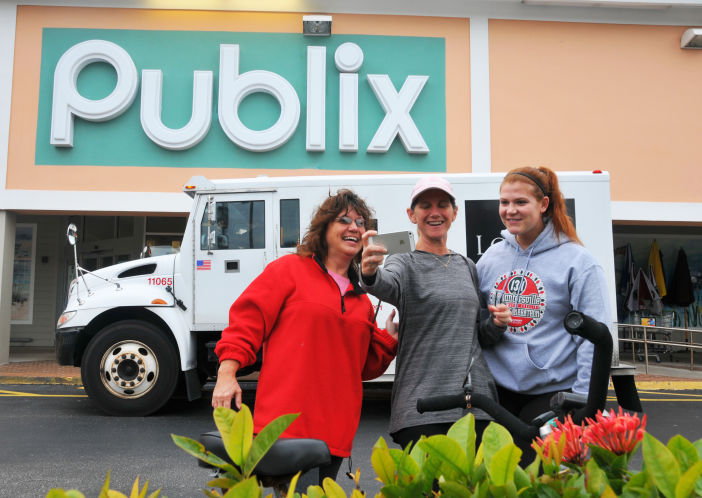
left=496, top=385, right=566, bottom=464
left=391, top=419, right=491, bottom=450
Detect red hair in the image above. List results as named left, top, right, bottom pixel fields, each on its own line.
left=501, top=166, right=581, bottom=245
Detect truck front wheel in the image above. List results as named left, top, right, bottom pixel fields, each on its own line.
left=81, top=320, right=179, bottom=416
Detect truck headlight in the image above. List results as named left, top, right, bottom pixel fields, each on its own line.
left=57, top=310, right=77, bottom=327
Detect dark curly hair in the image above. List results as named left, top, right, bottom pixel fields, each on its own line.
left=297, top=189, right=374, bottom=273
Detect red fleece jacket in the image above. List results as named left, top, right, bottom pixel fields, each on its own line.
left=215, top=254, right=397, bottom=457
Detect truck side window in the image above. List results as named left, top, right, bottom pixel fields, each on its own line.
left=280, top=199, right=300, bottom=248
left=200, top=201, right=265, bottom=250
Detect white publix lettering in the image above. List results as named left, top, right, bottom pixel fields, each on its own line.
left=50, top=39, right=430, bottom=154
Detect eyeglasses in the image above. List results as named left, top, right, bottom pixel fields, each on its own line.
left=335, top=216, right=365, bottom=228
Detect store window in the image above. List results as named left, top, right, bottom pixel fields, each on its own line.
left=11, top=224, right=37, bottom=324
left=144, top=216, right=187, bottom=257
left=84, top=216, right=116, bottom=242
left=199, top=201, right=265, bottom=250
left=613, top=225, right=701, bottom=365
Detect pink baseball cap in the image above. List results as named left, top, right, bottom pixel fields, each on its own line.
left=410, top=176, right=456, bottom=205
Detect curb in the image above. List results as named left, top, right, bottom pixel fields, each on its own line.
left=633, top=381, right=702, bottom=391
left=2, top=377, right=701, bottom=391
left=0, top=376, right=83, bottom=386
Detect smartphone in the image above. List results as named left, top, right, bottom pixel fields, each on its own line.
left=368, top=231, right=416, bottom=255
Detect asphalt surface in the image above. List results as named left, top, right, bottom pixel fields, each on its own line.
left=1, top=383, right=701, bottom=497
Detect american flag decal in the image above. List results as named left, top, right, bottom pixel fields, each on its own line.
left=196, top=259, right=211, bottom=271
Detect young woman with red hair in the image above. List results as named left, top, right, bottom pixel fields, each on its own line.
left=476, top=166, right=612, bottom=463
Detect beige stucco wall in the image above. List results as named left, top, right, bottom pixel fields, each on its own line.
left=489, top=19, right=701, bottom=204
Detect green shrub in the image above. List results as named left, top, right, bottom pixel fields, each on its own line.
left=47, top=405, right=702, bottom=497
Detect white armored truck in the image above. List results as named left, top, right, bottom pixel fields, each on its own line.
left=55, top=171, right=620, bottom=416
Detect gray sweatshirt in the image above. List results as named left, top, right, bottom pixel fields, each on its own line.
left=476, top=221, right=612, bottom=395
left=362, top=250, right=502, bottom=434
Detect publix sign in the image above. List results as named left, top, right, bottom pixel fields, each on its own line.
left=36, top=29, right=447, bottom=171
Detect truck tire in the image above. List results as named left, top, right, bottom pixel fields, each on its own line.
left=81, top=320, right=179, bottom=416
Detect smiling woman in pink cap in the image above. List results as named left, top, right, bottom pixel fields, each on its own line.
left=360, top=175, right=511, bottom=450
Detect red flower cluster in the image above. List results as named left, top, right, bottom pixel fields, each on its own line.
left=582, top=407, right=647, bottom=455
left=532, top=409, right=647, bottom=465
left=532, top=415, right=589, bottom=465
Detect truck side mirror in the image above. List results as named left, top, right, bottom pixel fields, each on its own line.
left=207, top=197, right=216, bottom=223
left=66, top=223, right=78, bottom=246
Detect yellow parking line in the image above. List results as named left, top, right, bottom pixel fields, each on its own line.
left=637, top=390, right=702, bottom=398
left=637, top=398, right=702, bottom=402
left=0, top=389, right=87, bottom=398
left=634, top=381, right=702, bottom=391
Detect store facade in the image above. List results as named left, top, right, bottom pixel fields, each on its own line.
left=1, top=0, right=701, bottom=362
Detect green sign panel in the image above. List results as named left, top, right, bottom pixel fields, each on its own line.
left=36, top=28, right=447, bottom=171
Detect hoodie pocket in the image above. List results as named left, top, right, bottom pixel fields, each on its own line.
left=524, top=342, right=549, bottom=370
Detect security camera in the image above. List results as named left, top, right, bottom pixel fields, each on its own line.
left=303, top=15, right=332, bottom=36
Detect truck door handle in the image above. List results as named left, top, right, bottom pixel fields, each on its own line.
left=225, top=260, right=239, bottom=273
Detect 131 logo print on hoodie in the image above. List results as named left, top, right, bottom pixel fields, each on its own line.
left=489, top=269, right=547, bottom=334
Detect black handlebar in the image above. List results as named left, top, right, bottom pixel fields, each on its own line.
left=416, top=310, right=613, bottom=436
left=563, top=311, right=612, bottom=424
left=416, top=393, right=468, bottom=414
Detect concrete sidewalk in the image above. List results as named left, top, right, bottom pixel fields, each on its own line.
left=1, top=347, right=702, bottom=390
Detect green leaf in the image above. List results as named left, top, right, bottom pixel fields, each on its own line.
left=668, top=435, right=700, bottom=473
left=524, top=453, right=541, bottom=481
left=45, top=490, right=86, bottom=498
left=213, top=405, right=252, bottom=468
left=533, top=483, right=562, bottom=497
left=378, top=484, right=409, bottom=498
left=305, top=485, right=325, bottom=498
left=307, top=485, right=326, bottom=498
left=409, top=436, right=428, bottom=468
left=438, top=479, right=473, bottom=497
left=447, top=413, right=477, bottom=473
left=171, top=434, right=240, bottom=476
left=642, top=432, right=680, bottom=498
left=487, top=481, right=519, bottom=498
left=417, top=454, right=444, bottom=493
left=585, top=458, right=607, bottom=496
left=321, top=477, right=347, bottom=498
left=486, top=443, right=521, bottom=486
left=418, top=435, right=470, bottom=481
left=395, top=444, right=421, bottom=486
left=512, top=464, right=531, bottom=492
left=99, top=471, right=112, bottom=498
left=481, top=422, right=514, bottom=469
left=692, top=438, right=702, bottom=459
left=372, top=437, right=397, bottom=485
left=622, top=470, right=654, bottom=497
left=589, top=444, right=617, bottom=469
left=284, top=471, right=301, bottom=498
left=222, top=476, right=261, bottom=498
left=243, top=412, right=299, bottom=476
left=207, top=477, right=237, bottom=489
left=675, top=460, right=702, bottom=498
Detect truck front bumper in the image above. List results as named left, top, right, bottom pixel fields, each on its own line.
left=55, top=327, right=83, bottom=366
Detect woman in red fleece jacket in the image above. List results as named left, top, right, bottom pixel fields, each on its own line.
left=212, top=189, right=398, bottom=485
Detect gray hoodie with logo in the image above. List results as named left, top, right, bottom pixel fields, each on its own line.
left=476, top=221, right=612, bottom=395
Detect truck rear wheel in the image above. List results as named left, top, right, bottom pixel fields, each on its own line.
left=81, top=320, right=179, bottom=416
